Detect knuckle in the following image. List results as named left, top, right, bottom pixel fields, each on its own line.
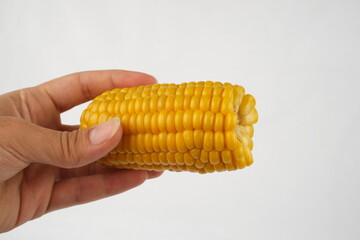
left=0, top=116, right=18, bottom=128
left=58, top=130, right=85, bottom=168
left=0, top=117, right=24, bottom=143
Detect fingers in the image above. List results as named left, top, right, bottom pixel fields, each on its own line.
left=0, top=116, right=124, bottom=180
left=47, top=170, right=148, bottom=212
left=147, top=171, right=164, bottom=179
left=59, top=163, right=164, bottom=180
left=40, top=70, right=157, bottom=112
left=59, top=124, right=80, bottom=131
left=58, top=163, right=118, bottom=179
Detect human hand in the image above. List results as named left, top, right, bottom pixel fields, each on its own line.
left=0, top=70, right=163, bottom=233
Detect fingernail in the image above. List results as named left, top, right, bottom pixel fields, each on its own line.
left=89, top=117, right=121, bottom=145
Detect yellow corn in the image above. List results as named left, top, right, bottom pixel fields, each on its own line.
left=80, top=81, right=258, bottom=173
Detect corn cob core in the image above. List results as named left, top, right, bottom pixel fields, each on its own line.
left=80, top=81, right=258, bottom=174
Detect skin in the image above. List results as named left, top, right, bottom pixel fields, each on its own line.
left=0, top=70, right=163, bottom=233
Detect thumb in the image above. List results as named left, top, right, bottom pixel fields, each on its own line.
left=0, top=116, right=122, bottom=171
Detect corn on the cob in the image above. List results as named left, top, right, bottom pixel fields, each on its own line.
left=80, top=81, right=258, bottom=173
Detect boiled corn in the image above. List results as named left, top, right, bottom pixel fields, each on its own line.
left=80, top=81, right=258, bottom=173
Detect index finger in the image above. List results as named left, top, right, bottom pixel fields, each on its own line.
left=40, top=70, right=157, bottom=112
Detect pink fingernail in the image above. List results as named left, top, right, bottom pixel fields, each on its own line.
left=89, top=117, right=121, bottom=145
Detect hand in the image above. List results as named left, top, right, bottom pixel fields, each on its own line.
left=0, top=70, right=163, bottom=233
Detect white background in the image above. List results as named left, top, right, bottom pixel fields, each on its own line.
left=1, top=0, right=359, bottom=239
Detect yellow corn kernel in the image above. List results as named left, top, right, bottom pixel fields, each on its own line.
left=152, top=134, right=160, bottom=152
left=209, top=151, right=220, bottom=165
left=158, top=110, right=167, bottom=132
left=174, top=95, right=184, bottom=110
left=241, top=108, right=258, bottom=125
left=141, top=89, right=151, bottom=97
left=167, top=133, right=177, bottom=152
left=203, top=111, right=215, bottom=131
left=134, top=154, right=144, bottom=165
left=210, top=95, right=221, bottom=112
left=222, top=86, right=233, bottom=98
left=240, top=135, right=253, bottom=151
left=214, top=163, right=226, bottom=172
left=200, top=150, right=209, bottom=163
left=165, top=85, right=177, bottom=95
left=100, top=111, right=111, bottom=122
left=175, top=110, right=184, bottom=132
left=202, top=86, right=213, bottom=96
left=143, top=112, right=152, bottom=133
left=134, top=97, right=143, bottom=113
left=158, top=85, right=167, bottom=95
left=119, top=99, right=128, bottom=115
left=157, top=95, right=167, bottom=110
left=115, top=91, right=125, bottom=100
left=183, top=96, right=192, bottom=110
left=194, top=86, right=204, bottom=96
left=150, top=112, right=159, bottom=134
left=204, top=163, right=215, bottom=173
left=151, top=152, right=160, bottom=164
left=194, top=130, right=204, bottom=149
left=175, top=152, right=184, bottom=165
left=127, top=99, right=136, bottom=114
left=98, top=100, right=108, bottom=113
left=125, top=87, right=136, bottom=99
left=159, top=152, right=167, bottom=165
left=183, top=130, right=195, bottom=149
left=243, top=146, right=254, bottom=166
left=149, top=95, right=159, bottom=113
left=199, top=96, right=211, bottom=112
left=136, top=112, right=145, bottom=133
left=239, top=125, right=254, bottom=138
left=114, top=100, right=121, bottom=114
left=195, top=159, right=206, bottom=169
left=220, top=97, right=233, bottom=114
left=183, top=110, right=193, bottom=130
left=225, top=162, right=235, bottom=171
left=224, top=112, right=237, bottom=131
left=158, top=132, right=167, bottom=152
left=212, top=87, right=223, bottom=96
left=137, top=134, right=146, bottom=153
left=143, top=153, right=152, bottom=165
left=122, top=136, right=131, bottom=153
left=167, top=152, right=176, bottom=165
left=190, top=96, right=200, bottom=110
left=175, top=86, right=185, bottom=95
left=190, top=149, right=201, bottom=159
left=186, top=165, right=197, bottom=172
left=192, top=110, right=204, bottom=130
left=166, top=111, right=176, bottom=132
left=88, top=112, right=99, bottom=126
left=176, top=132, right=187, bottom=152
left=214, top=132, right=225, bottom=151
left=80, top=81, right=257, bottom=173
left=239, top=94, right=256, bottom=116
left=203, top=131, right=214, bottom=151
left=116, top=142, right=125, bottom=154
left=221, top=150, right=232, bottom=164
left=144, top=133, right=153, bottom=152
left=184, top=85, right=195, bottom=96
left=126, top=153, right=135, bottom=164
left=214, top=113, right=223, bottom=131
left=225, top=131, right=237, bottom=150
left=184, top=152, right=195, bottom=166
left=129, top=135, right=138, bottom=153
left=129, top=114, right=137, bottom=134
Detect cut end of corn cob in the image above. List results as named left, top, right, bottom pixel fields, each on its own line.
left=80, top=81, right=258, bottom=174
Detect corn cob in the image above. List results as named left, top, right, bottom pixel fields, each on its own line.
left=80, top=81, right=258, bottom=173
